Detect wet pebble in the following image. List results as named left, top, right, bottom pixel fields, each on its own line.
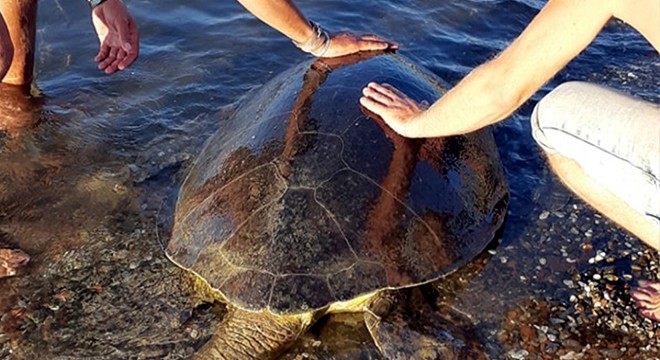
left=545, top=342, right=559, bottom=354
left=507, top=349, right=529, bottom=359
left=559, top=350, right=577, bottom=360
left=561, top=338, right=582, bottom=349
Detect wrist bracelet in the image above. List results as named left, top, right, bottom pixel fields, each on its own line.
left=87, top=0, right=108, bottom=9
left=292, top=21, right=331, bottom=58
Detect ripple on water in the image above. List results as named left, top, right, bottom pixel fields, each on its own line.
left=1, top=0, right=658, bottom=358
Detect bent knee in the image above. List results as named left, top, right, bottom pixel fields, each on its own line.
left=531, top=81, right=660, bottom=224
left=532, top=81, right=611, bottom=153
left=531, top=81, right=659, bottom=161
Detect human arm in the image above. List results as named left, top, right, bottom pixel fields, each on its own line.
left=90, top=0, right=139, bottom=74
left=236, top=0, right=396, bottom=57
left=360, top=0, right=622, bottom=138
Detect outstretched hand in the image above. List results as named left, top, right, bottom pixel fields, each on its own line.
left=360, top=82, right=428, bottom=138
left=91, top=0, right=139, bottom=74
left=323, top=33, right=397, bottom=58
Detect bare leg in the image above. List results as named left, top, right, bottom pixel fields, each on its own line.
left=0, top=10, right=13, bottom=80
left=546, top=149, right=660, bottom=323
left=0, top=82, right=42, bottom=131
left=547, top=153, right=660, bottom=323
left=532, top=82, right=660, bottom=323
left=0, top=0, right=37, bottom=86
left=546, top=153, right=659, bottom=250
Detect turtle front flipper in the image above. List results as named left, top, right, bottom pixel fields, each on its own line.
left=364, top=288, right=486, bottom=360
left=193, top=307, right=316, bottom=360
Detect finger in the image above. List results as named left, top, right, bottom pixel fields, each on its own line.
left=104, top=57, right=121, bottom=74
left=367, top=82, right=406, bottom=102
left=115, top=49, right=126, bottom=62
left=105, top=64, right=119, bottom=74
left=118, top=51, right=137, bottom=70
left=638, top=309, right=660, bottom=322
left=113, top=50, right=132, bottom=72
left=362, top=85, right=396, bottom=105
left=359, top=96, right=391, bottom=115
left=114, top=49, right=127, bottom=69
left=637, top=280, right=660, bottom=292
left=98, top=52, right=116, bottom=70
left=631, top=288, right=657, bottom=303
left=360, top=35, right=399, bottom=49
left=359, top=35, right=390, bottom=44
left=106, top=49, right=128, bottom=74
left=357, top=39, right=391, bottom=52
left=636, top=299, right=660, bottom=312
left=119, top=23, right=139, bottom=70
left=116, top=18, right=132, bottom=52
left=109, top=46, right=119, bottom=60
left=99, top=47, right=119, bottom=70
left=95, top=44, right=110, bottom=63
left=380, top=83, right=409, bottom=99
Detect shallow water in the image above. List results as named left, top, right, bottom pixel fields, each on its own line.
left=1, top=0, right=659, bottom=359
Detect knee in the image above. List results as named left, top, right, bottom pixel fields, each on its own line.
left=530, top=81, right=605, bottom=154
left=532, top=82, right=576, bottom=153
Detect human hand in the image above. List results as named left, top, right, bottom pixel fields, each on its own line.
left=322, top=33, right=397, bottom=58
left=360, top=82, right=429, bottom=138
left=91, top=0, right=139, bottom=74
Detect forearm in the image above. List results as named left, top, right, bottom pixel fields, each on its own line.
left=412, top=0, right=614, bottom=138
left=236, top=0, right=313, bottom=43
left=413, top=61, right=516, bottom=137
left=0, top=0, right=37, bottom=85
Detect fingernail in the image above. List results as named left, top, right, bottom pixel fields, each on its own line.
left=124, top=43, right=132, bottom=51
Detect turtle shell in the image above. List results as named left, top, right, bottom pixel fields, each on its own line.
left=167, top=53, right=509, bottom=314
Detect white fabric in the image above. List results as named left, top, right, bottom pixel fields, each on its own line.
left=531, top=81, right=660, bottom=224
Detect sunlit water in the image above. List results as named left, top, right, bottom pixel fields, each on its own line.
left=1, top=0, right=658, bottom=359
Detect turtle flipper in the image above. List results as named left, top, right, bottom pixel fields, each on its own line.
left=193, top=307, right=314, bottom=360
left=364, top=288, right=486, bottom=360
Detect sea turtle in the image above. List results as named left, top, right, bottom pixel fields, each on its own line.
left=167, top=52, right=509, bottom=359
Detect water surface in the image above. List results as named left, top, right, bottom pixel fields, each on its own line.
left=1, top=0, right=658, bottom=359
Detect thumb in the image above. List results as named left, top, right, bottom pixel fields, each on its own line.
left=117, top=18, right=132, bottom=52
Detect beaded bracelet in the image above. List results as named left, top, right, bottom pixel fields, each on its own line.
left=87, top=0, right=108, bottom=9
left=292, top=22, right=331, bottom=58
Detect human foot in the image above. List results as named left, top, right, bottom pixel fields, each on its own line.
left=0, top=248, right=29, bottom=278
left=631, top=280, right=660, bottom=322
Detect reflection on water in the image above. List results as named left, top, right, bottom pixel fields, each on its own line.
left=1, top=0, right=658, bottom=358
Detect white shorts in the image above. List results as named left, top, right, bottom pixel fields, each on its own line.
left=531, top=81, right=660, bottom=226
